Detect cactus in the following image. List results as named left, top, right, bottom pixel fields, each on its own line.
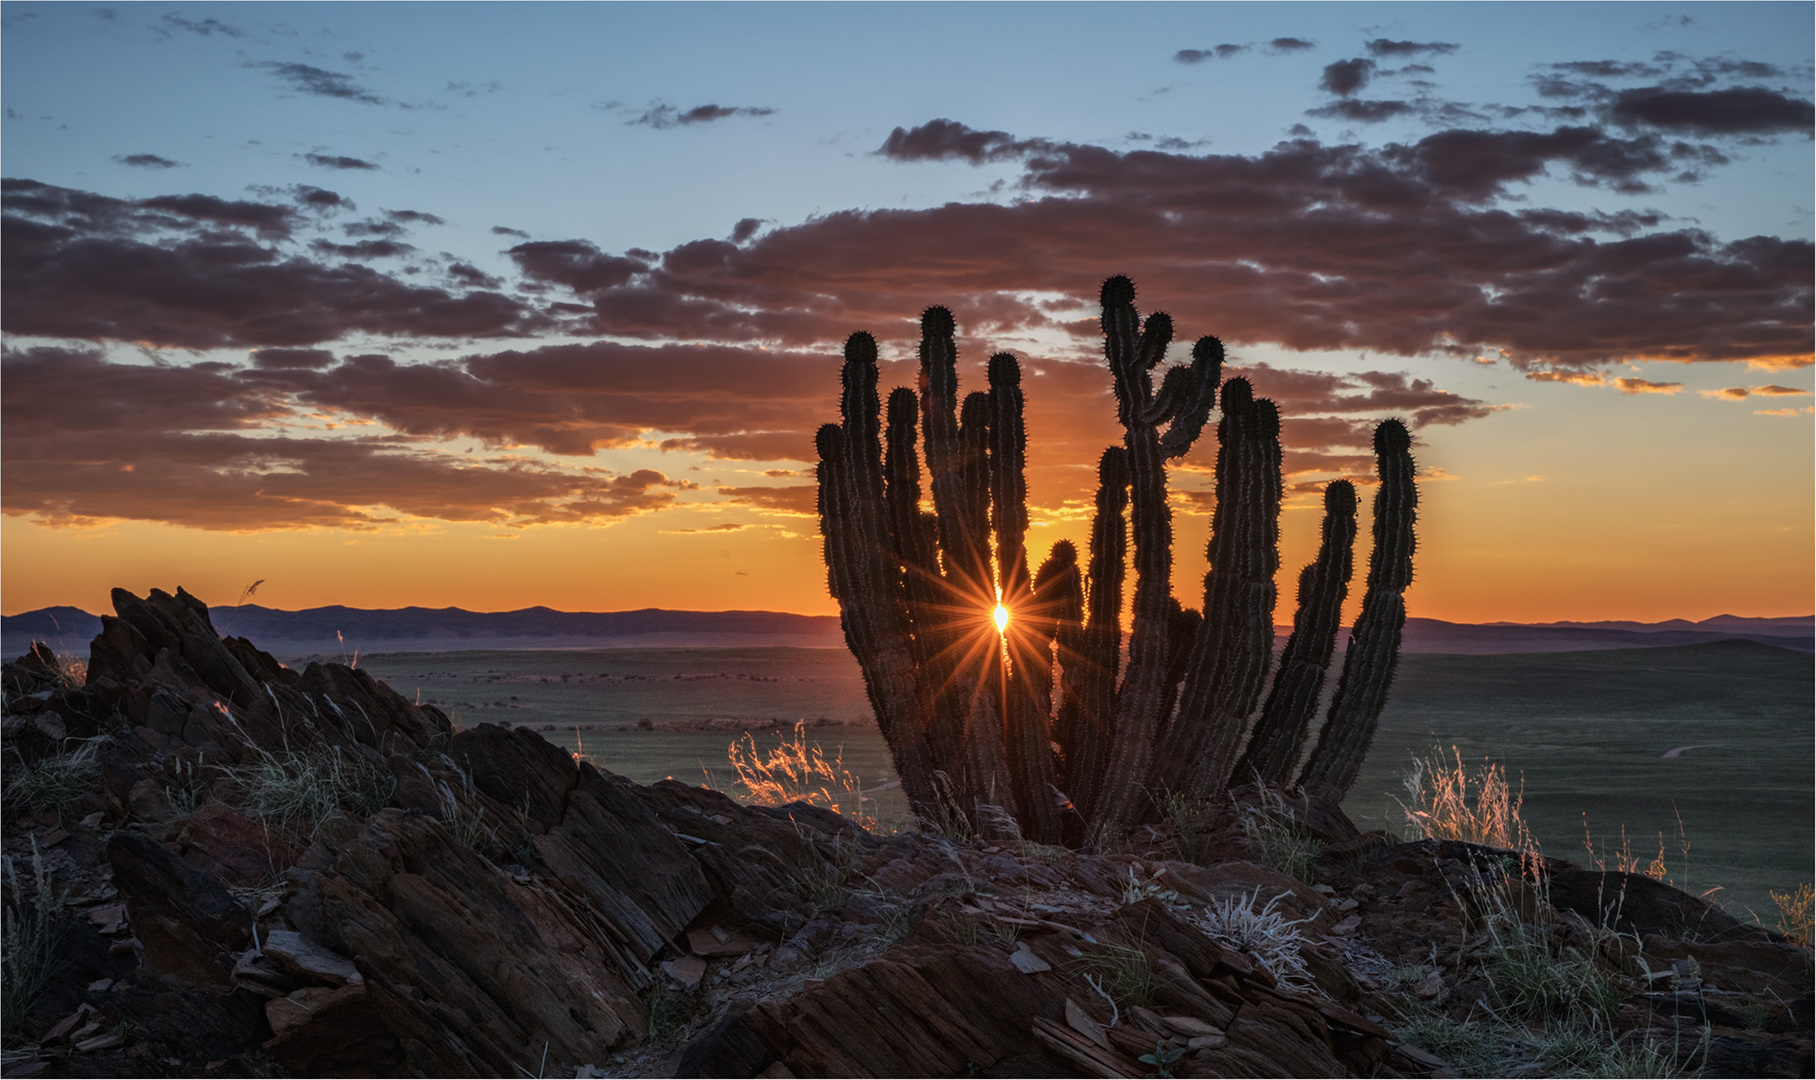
left=813, top=278, right=1418, bottom=841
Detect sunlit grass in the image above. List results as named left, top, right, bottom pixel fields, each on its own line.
left=726, top=720, right=885, bottom=832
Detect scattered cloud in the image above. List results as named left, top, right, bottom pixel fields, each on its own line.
left=256, top=62, right=386, bottom=105
left=1699, top=386, right=1750, bottom=400
left=1175, top=44, right=1248, bottom=63
left=1268, top=38, right=1316, bottom=53
left=1307, top=99, right=1414, bottom=123
left=1320, top=58, right=1376, bottom=97
left=491, top=225, right=531, bottom=239
left=1701, top=383, right=1813, bottom=400
left=302, top=152, right=379, bottom=170
left=1752, top=384, right=1811, bottom=395
left=629, top=103, right=774, bottom=129
left=876, top=118, right=1050, bottom=164
left=114, top=153, right=184, bottom=169
left=385, top=209, right=446, bottom=226
left=1608, top=86, right=1814, bottom=136
left=1366, top=39, right=1459, bottom=58
left=158, top=13, right=244, bottom=38
left=1755, top=406, right=1815, bottom=417
left=1613, top=377, right=1682, bottom=394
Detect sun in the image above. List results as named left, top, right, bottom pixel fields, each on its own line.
left=993, top=602, right=1010, bottom=635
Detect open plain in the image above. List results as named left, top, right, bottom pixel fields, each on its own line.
left=349, top=638, right=1812, bottom=920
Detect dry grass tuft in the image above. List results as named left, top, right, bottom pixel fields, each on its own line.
left=1398, top=746, right=1533, bottom=852
left=1771, top=883, right=1813, bottom=948
left=726, top=720, right=881, bottom=831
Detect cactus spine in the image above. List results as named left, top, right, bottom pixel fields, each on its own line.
left=813, top=279, right=1418, bottom=841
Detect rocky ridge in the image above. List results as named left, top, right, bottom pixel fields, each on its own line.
left=1, top=588, right=1809, bottom=1078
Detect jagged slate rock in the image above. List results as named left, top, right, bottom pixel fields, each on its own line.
left=1547, top=866, right=1747, bottom=941
left=386, top=753, right=446, bottom=816
left=1121, top=899, right=1254, bottom=982
left=112, top=588, right=264, bottom=708
left=107, top=830, right=249, bottom=987
left=219, top=634, right=301, bottom=690
left=1640, top=934, right=1815, bottom=996
left=14, top=641, right=61, bottom=678
left=750, top=946, right=1046, bottom=1077
left=301, top=661, right=449, bottom=754
left=175, top=802, right=306, bottom=888
left=261, top=929, right=361, bottom=987
left=450, top=723, right=576, bottom=831
left=676, top=1011, right=779, bottom=1079
left=631, top=780, right=838, bottom=936
left=533, top=764, right=712, bottom=965
left=284, top=809, right=642, bottom=1077
left=263, top=983, right=400, bottom=1071
left=102, top=985, right=267, bottom=1058
left=87, top=614, right=155, bottom=684
left=1218, top=992, right=1343, bottom=1078
left=1701, top=1031, right=1815, bottom=1079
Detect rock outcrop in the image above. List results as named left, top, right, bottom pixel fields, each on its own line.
left=2, top=587, right=1809, bottom=1078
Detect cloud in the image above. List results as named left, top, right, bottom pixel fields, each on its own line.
left=292, top=185, right=351, bottom=211
left=257, top=62, right=386, bottom=105
left=491, top=225, right=530, bottom=238
left=310, top=238, right=414, bottom=260
left=506, top=239, right=645, bottom=294
left=1307, top=99, right=1413, bottom=123
left=1269, top=38, right=1316, bottom=53
left=1755, top=406, right=1815, bottom=417
left=1320, top=59, right=1376, bottom=97
left=386, top=209, right=446, bottom=226
left=662, top=522, right=757, bottom=534
left=1613, top=377, right=1682, bottom=394
left=303, top=152, right=379, bottom=170
left=876, top=118, right=1050, bottom=164
left=1366, top=39, right=1459, bottom=58
left=3, top=179, right=549, bottom=348
left=715, top=485, right=817, bottom=517
left=1175, top=44, right=1248, bottom=63
left=630, top=103, right=775, bottom=130
left=250, top=348, right=337, bottom=369
left=0, top=346, right=692, bottom=531
left=115, top=153, right=184, bottom=169
left=158, top=13, right=243, bottom=37
left=731, top=217, right=763, bottom=243
left=1607, top=86, right=1815, bottom=135
left=1706, top=383, right=1813, bottom=400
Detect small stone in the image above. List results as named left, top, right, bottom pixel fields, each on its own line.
left=1413, top=971, right=1443, bottom=999
left=80, top=811, right=104, bottom=830
left=1331, top=914, right=1363, bottom=936
left=1313, top=884, right=1336, bottom=896
left=261, top=930, right=360, bottom=987
left=88, top=903, right=127, bottom=934
left=1009, top=943, right=1051, bottom=974
left=1160, top=1015, right=1221, bottom=1037
left=661, top=955, right=706, bottom=991
left=1333, top=897, right=1360, bottom=914
left=40, top=829, right=70, bottom=848
left=1065, top=998, right=1109, bottom=1050
left=87, top=978, right=114, bottom=993
left=75, top=1031, right=125, bottom=1053
left=1187, top=1034, right=1227, bottom=1050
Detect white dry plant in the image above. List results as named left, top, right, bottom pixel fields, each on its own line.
left=2, top=838, right=64, bottom=1038
left=3, top=738, right=104, bottom=821
left=1193, top=887, right=1315, bottom=990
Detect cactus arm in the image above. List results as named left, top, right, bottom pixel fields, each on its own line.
left=1233, top=479, right=1358, bottom=785
left=990, top=354, right=1062, bottom=841
left=919, top=306, right=967, bottom=585
left=816, top=417, right=938, bottom=818
left=1091, top=279, right=1182, bottom=831
left=1064, top=446, right=1128, bottom=822
left=1298, top=420, right=1418, bottom=798
left=1159, top=381, right=1283, bottom=798
left=1159, top=337, right=1224, bottom=460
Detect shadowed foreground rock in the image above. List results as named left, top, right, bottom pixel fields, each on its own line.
left=2, top=587, right=1809, bottom=1078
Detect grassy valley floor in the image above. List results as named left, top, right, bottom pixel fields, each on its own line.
left=347, top=639, right=1812, bottom=919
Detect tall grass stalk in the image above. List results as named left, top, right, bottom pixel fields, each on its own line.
left=2, top=838, right=63, bottom=1040
left=1398, top=746, right=1533, bottom=852
left=726, top=721, right=877, bottom=831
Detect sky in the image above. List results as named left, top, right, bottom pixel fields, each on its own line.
left=2, top=2, right=1811, bottom=624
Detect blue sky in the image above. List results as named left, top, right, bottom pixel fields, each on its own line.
left=2, top=2, right=1811, bottom=620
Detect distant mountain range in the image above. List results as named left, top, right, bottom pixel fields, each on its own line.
left=4, top=603, right=1810, bottom=659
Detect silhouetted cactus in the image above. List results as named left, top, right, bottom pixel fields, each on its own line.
left=814, top=278, right=1419, bottom=841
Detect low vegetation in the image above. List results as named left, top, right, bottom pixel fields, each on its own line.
left=2, top=739, right=102, bottom=822
left=1, top=840, right=62, bottom=1042
left=220, top=741, right=395, bottom=837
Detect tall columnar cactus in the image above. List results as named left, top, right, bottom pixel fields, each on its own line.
left=814, top=278, right=1419, bottom=842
